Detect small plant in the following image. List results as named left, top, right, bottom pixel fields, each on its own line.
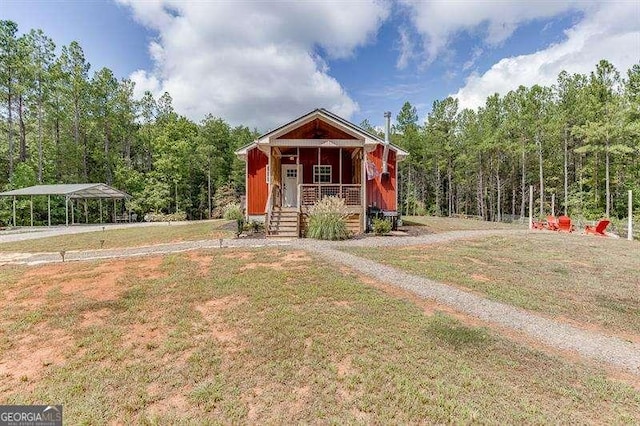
left=372, top=217, right=392, bottom=235
left=249, top=220, right=264, bottom=233
left=59, top=250, right=66, bottom=262
left=222, top=202, right=243, bottom=221
left=307, top=196, right=350, bottom=240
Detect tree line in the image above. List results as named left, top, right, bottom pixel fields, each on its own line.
left=1, top=20, right=638, bottom=225
left=0, top=21, right=256, bottom=225
left=382, top=60, right=639, bottom=221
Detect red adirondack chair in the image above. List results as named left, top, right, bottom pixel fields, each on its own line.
left=546, top=215, right=559, bottom=231
left=531, top=219, right=546, bottom=229
left=557, top=215, right=573, bottom=232
left=585, top=219, right=610, bottom=236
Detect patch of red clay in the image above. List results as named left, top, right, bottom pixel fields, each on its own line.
left=471, top=274, right=491, bottom=282
left=222, top=251, right=255, bottom=260
left=0, top=326, right=72, bottom=394
left=15, top=257, right=167, bottom=303
left=80, top=308, right=112, bottom=327
left=186, top=251, right=215, bottom=276
left=195, top=296, right=247, bottom=349
left=240, top=250, right=311, bottom=272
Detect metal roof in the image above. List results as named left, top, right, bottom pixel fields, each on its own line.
left=0, top=183, right=130, bottom=199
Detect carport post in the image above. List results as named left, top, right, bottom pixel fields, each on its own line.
left=30, top=196, right=33, bottom=227
left=113, top=199, right=116, bottom=223
left=99, top=199, right=103, bottom=224
left=47, top=195, right=51, bottom=227
left=84, top=199, right=88, bottom=224
left=12, top=196, right=16, bottom=227
left=551, top=193, right=555, bottom=217
left=71, top=199, right=75, bottom=224
left=65, top=196, right=69, bottom=226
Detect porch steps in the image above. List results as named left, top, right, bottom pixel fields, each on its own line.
left=267, top=208, right=299, bottom=238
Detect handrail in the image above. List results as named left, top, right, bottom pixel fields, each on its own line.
left=264, top=184, right=274, bottom=236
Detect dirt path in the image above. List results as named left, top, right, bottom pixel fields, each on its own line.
left=1, top=228, right=639, bottom=376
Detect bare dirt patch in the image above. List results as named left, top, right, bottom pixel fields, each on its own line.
left=471, top=274, right=491, bottom=282
left=80, top=307, right=113, bottom=327
left=186, top=251, right=215, bottom=276
left=0, top=325, right=72, bottom=393
left=241, top=250, right=311, bottom=272
left=195, top=296, right=247, bottom=349
left=222, top=251, right=255, bottom=260
left=14, top=257, right=167, bottom=304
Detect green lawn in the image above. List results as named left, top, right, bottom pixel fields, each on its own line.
left=1, top=247, right=638, bottom=423
left=403, top=215, right=526, bottom=233
left=0, top=220, right=232, bottom=253
left=346, top=232, right=640, bottom=337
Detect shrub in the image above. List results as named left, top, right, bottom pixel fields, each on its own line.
left=222, top=202, right=244, bottom=221
left=307, top=196, right=350, bottom=240
left=212, top=183, right=240, bottom=218
left=372, top=217, right=392, bottom=235
left=249, top=220, right=264, bottom=233
left=143, top=211, right=187, bottom=222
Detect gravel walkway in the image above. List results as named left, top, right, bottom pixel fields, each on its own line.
left=1, top=228, right=639, bottom=375
left=299, top=240, right=640, bottom=376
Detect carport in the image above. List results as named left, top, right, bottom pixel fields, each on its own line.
left=0, top=183, right=131, bottom=227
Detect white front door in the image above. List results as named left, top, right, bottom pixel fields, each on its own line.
left=282, top=165, right=299, bottom=207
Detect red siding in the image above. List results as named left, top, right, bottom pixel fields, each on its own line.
left=366, top=145, right=397, bottom=211
left=247, top=148, right=268, bottom=215
left=299, top=148, right=316, bottom=183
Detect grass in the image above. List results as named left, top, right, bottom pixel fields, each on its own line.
left=346, top=232, right=640, bottom=337
left=403, top=215, right=526, bottom=233
left=0, top=220, right=232, bottom=253
left=0, top=247, right=638, bottom=423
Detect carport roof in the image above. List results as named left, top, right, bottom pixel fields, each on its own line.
left=0, top=183, right=130, bottom=199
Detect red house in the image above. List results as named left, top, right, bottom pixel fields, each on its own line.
left=235, top=109, right=408, bottom=237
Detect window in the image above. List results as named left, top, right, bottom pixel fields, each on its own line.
left=286, top=168, right=297, bottom=178
left=313, top=165, right=332, bottom=183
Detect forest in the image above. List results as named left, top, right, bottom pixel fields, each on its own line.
left=1, top=20, right=639, bottom=225
left=388, top=60, right=640, bottom=223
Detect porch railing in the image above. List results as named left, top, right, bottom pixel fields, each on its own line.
left=299, top=184, right=362, bottom=208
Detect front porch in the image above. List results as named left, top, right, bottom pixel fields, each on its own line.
left=265, top=146, right=366, bottom=237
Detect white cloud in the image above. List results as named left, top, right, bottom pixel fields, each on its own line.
left=117, top=0, right=390, bottom=129
left=453, top=1, right=640, bottom=110
left=400, top=0, right=590, bottom=62
left=396, top=27, right=415, bottom=70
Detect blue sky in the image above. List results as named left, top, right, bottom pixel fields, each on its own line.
left=4, top=1, right=639, bottom=130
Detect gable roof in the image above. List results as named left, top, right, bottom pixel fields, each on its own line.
left=0, top=183, right=130, bottom=199
left=235, top=108, right=408, bottom=159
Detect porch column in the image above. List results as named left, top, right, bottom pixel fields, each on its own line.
left=296, top=147, right=300, bottom=209
left=361, top=150, right=367, bottom=232
left=339, top=148, right=343, bottom=196
left=267, top=146, right=272, bottom=211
